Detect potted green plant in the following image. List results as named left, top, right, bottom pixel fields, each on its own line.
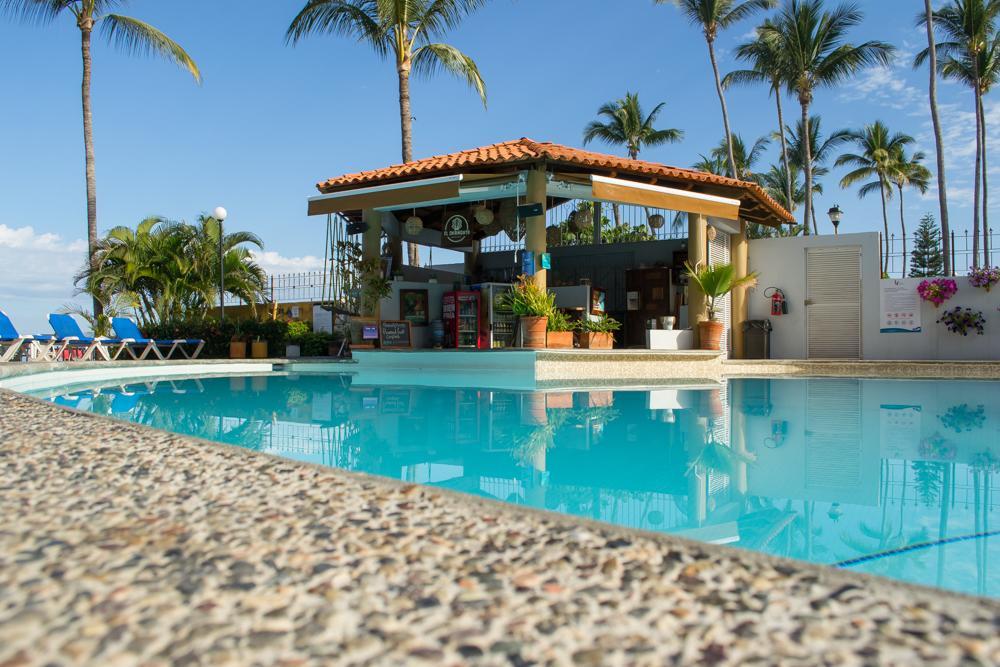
left=576, top=314, right=621, bottom=349
left=229, top=321, right=247, bottom=359
left=546, top=309, right=574, bottom=349
left=504, top=275, right=555, bottom=349
left=684, top=262, right=758, bottom=351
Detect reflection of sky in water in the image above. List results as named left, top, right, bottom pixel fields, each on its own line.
left=34, top=375, right=1000, bottom=598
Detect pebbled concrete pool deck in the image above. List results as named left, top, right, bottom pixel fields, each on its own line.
left=1, top=390, right=998, bottom=666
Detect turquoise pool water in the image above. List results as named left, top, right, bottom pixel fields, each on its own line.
left=32, top=373, right=999, bottom=597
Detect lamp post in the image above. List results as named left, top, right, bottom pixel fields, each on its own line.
left=827, top=204, right=843, bottom=236
left=213, top=206, right=228, bottom=322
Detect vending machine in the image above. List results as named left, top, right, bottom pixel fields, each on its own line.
left=475, top=283, right=515, bottom=349
left=442, top=291, right=481, bottom=349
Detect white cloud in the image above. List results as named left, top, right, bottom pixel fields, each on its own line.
left=0, top=224, right=87, bottom=253
left=250, top=250, right=325, bottom=274
left=839, top=65, right=924, bottom=111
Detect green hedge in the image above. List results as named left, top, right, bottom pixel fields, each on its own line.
left=146, top=319, right=342, bottom=359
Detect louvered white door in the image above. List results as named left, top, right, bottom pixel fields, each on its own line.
left=708, top=229, right=732, bottom=354
left=806, top=247, right=862, bottom=359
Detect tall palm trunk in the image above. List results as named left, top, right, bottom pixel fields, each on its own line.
left=981, top=95, right=990, bottom=266
left=707, top=35, right=738, bottom=179
left=924, top=0, right=951, bottom=275
left=973, top=85, right=983, bottom=269
left=80, top=21, right=101, bottom=317
left=799, top=98, right=815, bottom=235
left=879, top=177, right=890, bottom=276
left=774, top=86, right=793, bottom=215
left=898, top=185, right=908, bottom=278
left=396, top=60, right=418, bottom=267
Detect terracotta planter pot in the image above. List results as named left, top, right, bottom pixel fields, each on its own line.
left=522, top=392, right=548, bottom=425
left=579, top=332, right=613, bottom=350
left=546, top=331, right=574, bottom=349
left=251, top=340, right=268, bottom=359
left=229, top=341, right=247, bottom=359
left=698, top=320, right=725, bottom=351
left=520, top=316, right=548, bottom=349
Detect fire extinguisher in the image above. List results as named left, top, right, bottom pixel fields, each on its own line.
left=765, top=287, right=788, bottom=316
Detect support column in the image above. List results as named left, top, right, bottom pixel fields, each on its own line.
left=730, top=220, right=749, bottom=359
left=361, top=208, right=382, bottom=318
left=525, top=166, right=548, bottom=289
left=687, top=213, right=708, bottom=346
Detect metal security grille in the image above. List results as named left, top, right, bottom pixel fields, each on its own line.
left=806, top=246, right=862, bottom=359
left=708, top=229, right=732, bottom=354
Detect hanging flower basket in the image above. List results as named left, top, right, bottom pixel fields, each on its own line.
left=968, top=266, right=1000, bottom=292
left=917, top=278, right=958, bottom=307
left=936, top=306, right=985, bottom=336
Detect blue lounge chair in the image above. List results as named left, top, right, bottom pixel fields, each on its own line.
left=47, top=313, right=121, bottom=362
left=111, top=318, right=204, bottom=360
left=0, top=310, right=56, bottom=362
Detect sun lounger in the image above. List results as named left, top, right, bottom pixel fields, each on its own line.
left=0, top=310, right=57, bottom=362
left=111, top=318, right=204, bottom=360
left=47, top=313, right=122, bottom=362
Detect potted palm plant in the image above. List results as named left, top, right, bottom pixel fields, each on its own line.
left=504, top=275, right=555, bottom=349
left=576, top=314, right=621, bottom=349
left=684, top=262, right=758, bottom=351
left=546, top=309, right=574, bottom=349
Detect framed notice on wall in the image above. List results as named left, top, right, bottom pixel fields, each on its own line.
left=399, top=289, right=429, bottom=326
left=880, top=280, right=922, bottom=333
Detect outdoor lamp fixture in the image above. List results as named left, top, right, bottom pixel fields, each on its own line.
left=473, top=203, right=494, bottom=226
left=213, top=206, right=228, bottom=322
left=404, top=213, right=424, bottom=236
left=827, top=204, right=843, bottom=235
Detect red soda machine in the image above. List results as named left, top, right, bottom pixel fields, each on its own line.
left=442, top=291, right=481, bottom=348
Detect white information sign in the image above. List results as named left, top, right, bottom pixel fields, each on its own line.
left=880, top=280, right=922, bottom=333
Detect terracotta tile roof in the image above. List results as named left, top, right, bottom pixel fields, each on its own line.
left=317, top=137, right=794, bottom=225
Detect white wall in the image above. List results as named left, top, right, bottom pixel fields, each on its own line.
left=379, top=280, right=452, bottom=349
left=869, top=277, right=1000, bottom=360
left=748, top=232, right=882, bottom=360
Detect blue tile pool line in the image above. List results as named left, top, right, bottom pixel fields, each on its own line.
left=835, top=529, right=1000, bottom=568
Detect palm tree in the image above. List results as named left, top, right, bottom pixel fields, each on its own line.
left=1, top=0, right=200, bottom=317
left=583, top=91, right=684, bottom=225
left=786, top=115, right=850, bottom=233
left=287, top=0, right=488, bottom=268
left=836, top=122, right=916, bottom=276
left=725, top=23, right=795, bottom=213
left=660, top=0, right=776, bottom=178
left=917, top=0, right=1000, bottom=268
left=694, top=134, right=770, bottom=182
left=890, top=149, right=933, bottom=277
left=918, top=0, right=953, bottom=276
left=763, top=0, right=894, bottom=235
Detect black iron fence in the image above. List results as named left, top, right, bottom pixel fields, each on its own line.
left=884, top=228, right=999, bottom=278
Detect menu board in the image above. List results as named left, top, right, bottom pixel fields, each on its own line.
left=379, top=320, right=412, bottom=349
left=880, top=280, right=922, bottom=333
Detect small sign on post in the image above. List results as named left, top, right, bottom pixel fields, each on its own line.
left=521, top=250, right=536, bottom=276
left=540, top=252, right=551, bottom=270
left=346, top=221, right=369, bottom=236
left=517, top=203, right=544, bottom=218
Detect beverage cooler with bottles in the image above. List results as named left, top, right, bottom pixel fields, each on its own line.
left=442, top=291, right=481, bottom=348
left=475, top=282, right=515, bottom=349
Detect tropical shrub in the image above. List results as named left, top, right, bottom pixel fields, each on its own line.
left=547, top=309, right=573, bottom=332
left=684, top=262, right=758, bottom=321
left=917, top=278, right=958, bottom=307
left=936, top=307, right=985, bottom=336
left=504, top=275, right=555, bottom=317
left=576, top=314, right=621, bottom=333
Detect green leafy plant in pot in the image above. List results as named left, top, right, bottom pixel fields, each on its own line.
left=504, top=275, right=555, bottom=349
left=684, top=262, right=758, bottom=350
left=546, top=309, right=574, bottom=349
left=575, top=314, right=621, bottom=349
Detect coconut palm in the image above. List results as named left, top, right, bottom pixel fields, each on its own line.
left=725, top=23, right=795, bottom=214
left=1, top=0, right=200, bottom=316
left=660, top=0, right=776, bottom=178
left=917, top=0, right=1000, bottom=268
left=287, top=0, right=488, bottom=268
left=918, top=0, right=953, bottom=276
left=836, top=122, right=916, bottom=276
left=694, top=134, right=770, bottom=182
left=762, top=0, right=894, bottom=235
left=583, top=91, right=683, bottom=225
left=786, top=115, right=850, bottom=233
left=890, top=149, right=933, bottom=277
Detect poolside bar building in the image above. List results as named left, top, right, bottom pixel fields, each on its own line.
left=307, top=138, right=794, bottom=356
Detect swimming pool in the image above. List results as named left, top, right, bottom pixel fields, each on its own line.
left=29, top=372, right=999, bottom=597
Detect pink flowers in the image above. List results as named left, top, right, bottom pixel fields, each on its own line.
left=968, top=266, right=1000, bottom=291
left=917, top=278, right=958, bottom=307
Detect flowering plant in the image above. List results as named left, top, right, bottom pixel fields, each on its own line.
left=917, top=278, right=958, bottom=306
left=936, top=307, right=986, bottom=336
left=968, top=266, right=1000, bottom=291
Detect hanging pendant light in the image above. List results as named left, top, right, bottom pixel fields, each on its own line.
left=647, top=213, right=665, bottom=230
left=405, top=212, right=423, bottom=236
left=473, top=203, right=494, bottom=226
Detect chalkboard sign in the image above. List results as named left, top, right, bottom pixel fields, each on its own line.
left=379, top=320, right=412, bottom=349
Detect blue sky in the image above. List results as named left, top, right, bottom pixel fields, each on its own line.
left=0, top=0, right=993, bottom=330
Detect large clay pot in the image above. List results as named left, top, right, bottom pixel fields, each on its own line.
left=229, top=341, right=247, bottom=359
left=520, top=316, right=548, bottom=349
left=251, top=340, right=268, bottom=359
left=579, top=332, right=613, bottom=350
left=546, top=331, right=573, bottom=349
left=698, top=320, right=725, bottom=351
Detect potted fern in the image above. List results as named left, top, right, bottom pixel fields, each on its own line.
left=684, top=262, right=758, bottom=351
left=546, top=309, right=574, bottom=349
left=576, top=314, right=621, bottom=349
left=504, top=275, right=555, bottom=349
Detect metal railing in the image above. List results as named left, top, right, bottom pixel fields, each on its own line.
left=884, top=228, right=999, bottom=278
